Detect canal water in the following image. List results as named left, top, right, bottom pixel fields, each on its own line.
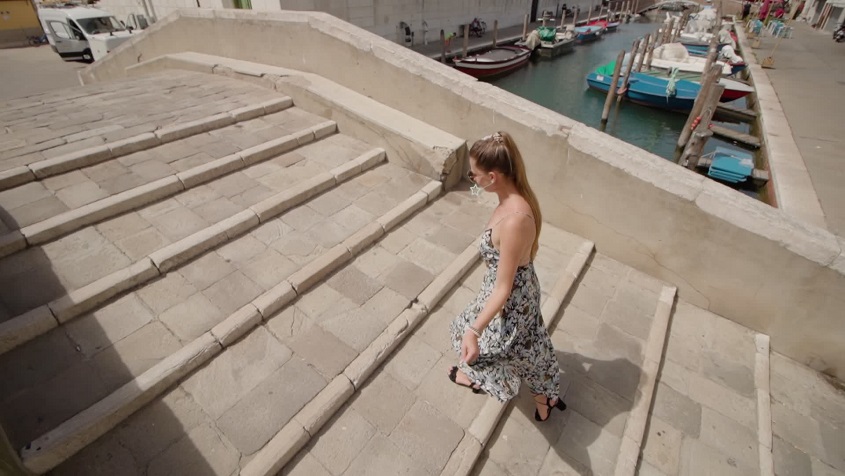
left=490, top=17, right=753, bottom=166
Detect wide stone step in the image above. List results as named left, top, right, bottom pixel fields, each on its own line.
left=639, top=300, right=768, bottom=476
left=39, top=186, right=488, bottom=475
left=271, top=212, right=594, bottom=475
left=10, top=161, right=442, bottom=474
left=470, top=253, right=676, bottom=476
left=0, top=71, right=284, bottom=172
left=0, top=100, right=343, bottom=256
left=0, top=128, right=394, bottom=353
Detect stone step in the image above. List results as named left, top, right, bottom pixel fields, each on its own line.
left=0, top=71, right=285, bottom=175
left=273, top=216, right=594, bottom=476
left=0, top=129, right=391, bottom=354
left=471, top=253, right=676, bottom=476
left=638, top=300, right=769, bottom=476
left=39, top=187, right=488, bottom=475
left=0, top=101, right=343, bottom=257
left=11, top=163, right=444, bottom=474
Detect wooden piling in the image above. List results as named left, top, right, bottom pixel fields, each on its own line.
left=634, top=0, right=639, bottom=14
left=493, top=20, right=499, bottom=47
left=560, top=12, right=566, bottom=29
left=602, top=50, right=626, bottom=123
left=645, top=31, right=657, bottom=69
left=668, top=17, right=678, bottom=43
left=682, top=83, right=725, bottom=169
left=701, top=34, right=719, bottom=80
left=661, top=18, right=672, bottom=44
left=634, top=34, right=649, bottom=72
left=462, top=23, right=469, bottom=57
left=678, top=63, right=722, bottom=148
left=618, top=39, right=640, bottom=102
left=440, top=29, right=446, bottom=63
left=587, top=0, right=594, bottom=22
left=522, top=13, right=528, bottom=40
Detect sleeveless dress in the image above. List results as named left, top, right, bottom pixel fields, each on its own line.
left=449, top=223, right=561, bottom=403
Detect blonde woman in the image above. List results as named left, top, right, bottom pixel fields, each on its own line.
left=448, top=131, right=565, bottom=422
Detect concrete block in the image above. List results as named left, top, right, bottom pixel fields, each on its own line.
left=0, top=166, right=35, bottom=190
left=20, top=332, right=221, bottom=475
left=253, top=281, right=297, bottom=319
left=0, top=230, right=27, bottom=259
left=0, top=305, right=57, bottom=355
left=287, top=244, right=352, bottom=294
left=148, top=225, right=229, bottom=273
left=293, top=128, right=316, bottom=147
left=22, top=176, right=184, bottom=246
left=30, top=145, right=113, bottom=179
left=341, top=221, right=384, bottom=256
left=420, top=180, right=443, bottom=201
left=239, top=135, right=300, bottom=166
left=310, top=120, right=337, bottom=140
left=107, top=132, right=160, bottom=156
left=343, top=317, right=410, bottom=388
left=377, top=192, right=428, bottom=231
left=211, top=304, right=262, bottom=347
left=218, top=209, right=260, bottom=239
left=239, top=423, right=309, bottom=476
left=330, top=158, right=363, bottom=183
left=293, top=374, right=354, bottom=435
left=48, top=258, right=160, bottom=323
left=176, top=154, right=245, bottom=189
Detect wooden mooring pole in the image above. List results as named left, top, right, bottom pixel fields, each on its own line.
left=522, top=13, right=529, bottom=40
left=681, top=83, right=725, bottom=169
left=493, top=20, right=499, bottom=47
left=701, top=35, right=719, bottom=80
left=668, top=17, right=679, bottom=43
left=462, top=23, right=469, bottom=58
left=602, top=50, right=626, bottom=124
left=618, top=39, right=640, bottom=103
left=635, top=34, right=649, bottom=72
left=678, top=63, right=722, bottom=148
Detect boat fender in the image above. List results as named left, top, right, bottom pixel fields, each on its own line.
left=690, top=116, right=701, bottom=130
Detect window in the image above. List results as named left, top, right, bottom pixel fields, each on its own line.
left=75, top=16, right=125, bottom=35
left=48, top=21, right=73, bottom=40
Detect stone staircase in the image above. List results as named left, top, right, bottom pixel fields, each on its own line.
left=1, top=64, right=843, bottom=476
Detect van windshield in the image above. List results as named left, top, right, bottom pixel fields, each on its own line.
left=75, top=16, right=124, bottom=34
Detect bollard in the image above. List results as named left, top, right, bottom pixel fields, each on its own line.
left=602, top=50, right=626, bottom=123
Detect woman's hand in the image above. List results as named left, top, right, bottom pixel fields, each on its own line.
left=461, top=331, right=480, bottom=365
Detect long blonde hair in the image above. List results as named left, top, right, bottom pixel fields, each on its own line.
left=470, top=131, right=542, bottom=260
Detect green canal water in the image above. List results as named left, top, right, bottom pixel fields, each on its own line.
left=490, top=18, right=753, bottom=165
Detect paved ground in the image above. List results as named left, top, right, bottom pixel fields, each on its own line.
left=749, top=22, right=845, bottom=236
left=0, top=46, right=85, bottom=101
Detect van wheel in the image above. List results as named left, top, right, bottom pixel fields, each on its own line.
left=82, top=49, right=93, bottom=63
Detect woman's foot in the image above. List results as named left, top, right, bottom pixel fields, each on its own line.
left=533, top=393, right=566, bottom=422
left=448, top=366, right=482, bottom=393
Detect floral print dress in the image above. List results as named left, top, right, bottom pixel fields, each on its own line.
left=449, top=226, right=561, bottom=403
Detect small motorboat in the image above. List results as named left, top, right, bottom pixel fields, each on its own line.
left=587, top=17, right=621, bottom=32
left=452, top=45, right=532, bottom=79
left=574, top=25, right=604, bottom=42
left=586, top=69, right=700, bottom=112
left=533, top=26, right=576, bottom=58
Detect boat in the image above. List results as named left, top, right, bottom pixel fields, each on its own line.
left=587, top=15, right=621, bottom=31
left=679, top=39, right=729, bottom=57
left=533, top=26, right=576, bottom=58
left=704, top=147, right=755, bottom=183
left=452, top=46, right=532, bottom=79
left=586, top=70, right=700, bottom=112
left=574, top=25, right=604, bottom=42
left=646, top=43, right=745, bottom=76
left=641, top=69, right=754, bottom=101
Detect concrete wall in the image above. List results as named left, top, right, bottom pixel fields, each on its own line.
left=80, top=9, right=845, bottom=379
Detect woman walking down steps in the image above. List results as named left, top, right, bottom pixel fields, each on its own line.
left=449, top=131, right=566, bottom=422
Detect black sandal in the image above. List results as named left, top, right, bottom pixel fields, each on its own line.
left=448, top=366, right=482, bottom=394
left=534, top=395, right=566, bottom=422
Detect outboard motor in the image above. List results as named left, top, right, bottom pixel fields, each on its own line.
left=834, top=23, right=845, bottom=43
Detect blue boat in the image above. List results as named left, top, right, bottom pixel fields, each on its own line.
left=705, top=147, right=754, bottom=183
left=574, top=25, right=604, bottom=42
left=680, top=41, right=728, bottom=57
left=586, top=68, right=701, bottom=112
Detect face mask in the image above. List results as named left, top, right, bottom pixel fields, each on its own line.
left=470, top=178, right=494, bottom=197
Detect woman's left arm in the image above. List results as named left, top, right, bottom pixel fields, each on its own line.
left=460, top=217, right=531, bottom=364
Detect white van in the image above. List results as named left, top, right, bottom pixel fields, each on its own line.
left=38, top=6, right=135, bottom=62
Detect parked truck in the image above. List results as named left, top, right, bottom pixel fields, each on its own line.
left=37, top=5, right=135, bottom=62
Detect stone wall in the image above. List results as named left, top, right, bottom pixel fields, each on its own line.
left=81, top=9, right=845, bottom=379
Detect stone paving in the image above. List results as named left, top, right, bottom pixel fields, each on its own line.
left=473, top=254, right=665, bottom=476
left=0, top=72, right=281, bottom=170
left=640, top=301, right=762, bottom=476
left=281, top=208, right=587, bottom=476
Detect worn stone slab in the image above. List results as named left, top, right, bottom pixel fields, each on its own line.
left=29, top=145, right=113, bottom=179
left=250, top=172, right=335, bottom=223
left=441, top=434, right=483, bottom=476
left=293, top=374, right=355, bottom=436
left=240, top=133, right=305, bottom=166
left=391, top=399, right=464, bottom=474
left=0, top=305, right=57, bottom=355
left=0, top=166, right=35, bottom=191
left=305, top=405, right=375, bottom=475
left=147, top=423, right=239, bottom=476
left=48, top=258, right=160, bottom=324
left=416, top=244, right=479, bottom=312
left=22, top=176, right=184, bottom=246
left=253, top=280, right=297, bottom=320
left=176, top=153, right=244, bottom=189
left=343, top=312, right=413, bottom=388
left=148, top=224, right=229, bottom=273
left=287, top=244, right=352, bottom=294
left=20, top=332, right=222, bottom=474
left=642, top=415, right=683, bottom=475
left=652, top=382, right=703, bottom=438
left=377, top=192, right=428, bottom=231
left=240, top=424, right=309, bottom=476
left=0, top=230, right=26, bottom=259
left=106, top=132, right=160, bottom=157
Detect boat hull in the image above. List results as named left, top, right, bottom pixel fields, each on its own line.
left=537, top=37, right=576, bottom=58
left=575, top=25, right=604, bottom=42
left=586, top=71, right=700, bottom=112
left=453, top=46, right=531, bottom=79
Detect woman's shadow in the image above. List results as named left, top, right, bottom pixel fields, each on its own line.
left=508, top=351, right=643, bottom=475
